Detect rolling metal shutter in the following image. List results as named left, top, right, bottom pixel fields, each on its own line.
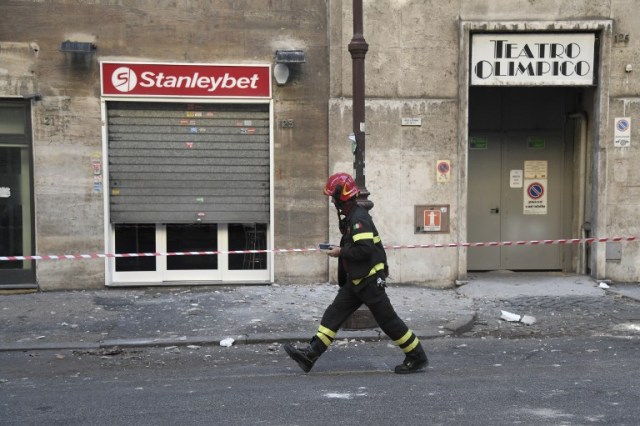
left=107, top=102, right=270, bottom=224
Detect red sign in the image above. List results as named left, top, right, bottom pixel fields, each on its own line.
left=423, top=209, right=441, bottom=231
left=101, top=62, right=271, bottom=98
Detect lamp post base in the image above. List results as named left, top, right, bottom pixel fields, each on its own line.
left=356, top=188, right=374, bottom=211
left=342, top=306, right=378, bottom=330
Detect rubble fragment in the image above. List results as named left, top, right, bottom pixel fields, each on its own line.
left=500, top=310, right=537, bottom=325
left=220, top=337, right=235, bottom=347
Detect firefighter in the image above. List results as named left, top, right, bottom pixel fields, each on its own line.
left=283, top=172, right=428, bottom=374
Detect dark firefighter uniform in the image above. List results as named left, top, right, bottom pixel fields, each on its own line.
left=284, top=172, right=428, bottom=374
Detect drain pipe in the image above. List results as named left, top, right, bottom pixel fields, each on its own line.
left=569, top=111, right=588, bottom=274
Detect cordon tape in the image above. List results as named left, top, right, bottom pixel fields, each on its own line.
left=0, top=236, right=637, bottom=262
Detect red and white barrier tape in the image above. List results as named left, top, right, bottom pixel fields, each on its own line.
left=0, top=236, right=637, bottom=262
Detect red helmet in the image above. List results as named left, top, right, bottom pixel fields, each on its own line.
left=323, top=172, right=359, bottom=202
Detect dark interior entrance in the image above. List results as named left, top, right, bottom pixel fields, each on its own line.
left=467, top=87, right=586, bottom=271
left=0, top=101, right=35, bottom=286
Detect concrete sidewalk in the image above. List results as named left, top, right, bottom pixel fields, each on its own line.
left=1, top=273, right=638, bottom=352
left=0, top=282, right=476, bottom=352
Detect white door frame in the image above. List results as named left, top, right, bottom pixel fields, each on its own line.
left=109, top=223, right=270, bottom=285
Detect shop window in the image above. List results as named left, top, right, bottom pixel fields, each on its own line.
left=115, top=224, right=156, bottom=272
left=228, top=223, right=267, bottom=270
left=167, top=224, right=217, bottom=270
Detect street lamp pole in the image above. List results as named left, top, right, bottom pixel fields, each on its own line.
left=343, top=0, right=378, bottom=329
left=348, top=0, right=373, bottom=210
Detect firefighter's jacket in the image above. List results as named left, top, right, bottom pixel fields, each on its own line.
left=337, top=203, right=388, bottom=286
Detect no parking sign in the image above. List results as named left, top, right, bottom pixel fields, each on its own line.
left=614, top=117, right=631, bottom=147
left=523, top=179, right=548, bottom=215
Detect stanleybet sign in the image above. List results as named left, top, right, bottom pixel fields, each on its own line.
left=101, top=62, right=271, bottom=98
left=471, top=33, right=596, bottom=86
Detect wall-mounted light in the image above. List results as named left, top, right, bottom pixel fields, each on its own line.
left=274, top=49, right=305, bottom=85
left=60, top=41, right=97, bottom=67
left=60, top=41, right=96, bottom=54
left=274, top=63, right=290, bottom=85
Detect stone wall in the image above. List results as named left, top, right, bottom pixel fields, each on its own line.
left=2, top=0, right=640, bottom=288
left=330, top=0, right=640, bottom=285
left=0, top=0, right=330, bottom=289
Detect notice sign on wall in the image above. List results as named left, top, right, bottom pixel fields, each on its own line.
left=471, top=33, right=596, bottom=86
left=524, top=160, right=548, bottom=179
left=614, top=117, right=631, bottom=147
left=436, top=160, right=451, bottom=183
left=523, top=179, right=548, bottom=215
left=415, top=205, right=450, bottom=234
left=510, top=170, right=523, bottom=188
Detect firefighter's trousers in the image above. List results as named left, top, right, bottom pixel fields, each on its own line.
left=311, top=276, right=422, bottom=356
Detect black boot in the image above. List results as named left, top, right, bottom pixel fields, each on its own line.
left=284, top=343, right=320, bottom=373
left=394, top=343, right=428, bottom=374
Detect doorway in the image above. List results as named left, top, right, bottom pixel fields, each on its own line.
left=104, top=101, right=272, bottom=285
left=467, top=87, right=580, bottom=271
left=0, top=101, right=35, bottom=286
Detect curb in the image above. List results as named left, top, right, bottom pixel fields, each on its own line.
left=0, top=313, right=477, bottom=352
left=605, top=288, right=640, bottom=304
left=0, top=342, right=101, bottom=352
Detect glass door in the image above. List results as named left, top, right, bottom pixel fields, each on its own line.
left=0, top=103, right=35, bottom=286
left=163, top=223, right=220, bottom=281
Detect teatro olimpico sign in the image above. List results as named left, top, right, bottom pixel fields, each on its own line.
left=470, top=33, right=596, bottom=86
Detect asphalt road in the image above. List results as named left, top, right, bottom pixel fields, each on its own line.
left=2, top=335, right=639, bottom=425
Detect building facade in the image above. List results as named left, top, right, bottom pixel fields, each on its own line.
left=328, top=1, right=640, bottom=287
left=0, top=0, right=330, bottom=290
left=1, top=1, right=639, bottom=290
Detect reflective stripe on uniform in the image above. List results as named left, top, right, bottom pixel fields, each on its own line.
left=316, top=325, right=337, bottom=347
left=318, top=325, right=336, bottom=338
left=394, top=329, right=421, bottom=353
left=352, top=232, right=374, bottom=242
left=403, top=338, right=420, bottom=353
left=352, top=262, right=385, bottom=285
left=316, top=331, right=332, bottom=346
left=351, top=233, right=380, bottom=244
left=394, top=330, right=413, bottom=346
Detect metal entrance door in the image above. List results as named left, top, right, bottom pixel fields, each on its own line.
left=468, top=132, right=565, bottom=270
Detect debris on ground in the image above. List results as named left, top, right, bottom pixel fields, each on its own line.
left=220, top=337, right=235, bottom=347
left=500, top=310, right=537, bottom=326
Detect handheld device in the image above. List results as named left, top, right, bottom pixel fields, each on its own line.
left=318, top=243, right=334, bottom=250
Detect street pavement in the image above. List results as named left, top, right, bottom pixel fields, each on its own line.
left=1, top=272, right=639, bottom=352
